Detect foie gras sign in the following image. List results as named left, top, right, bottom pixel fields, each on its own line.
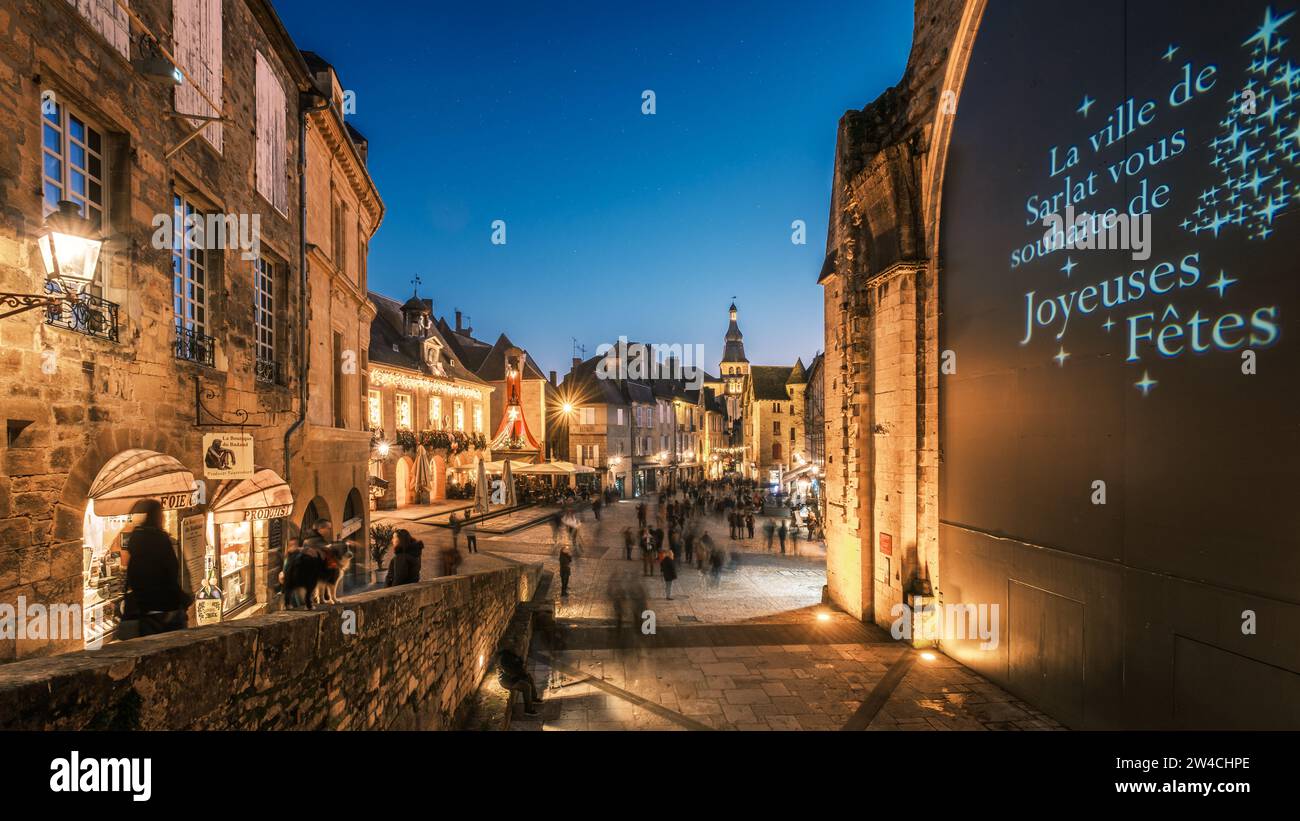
left=202, top=433, right=254, bottom=480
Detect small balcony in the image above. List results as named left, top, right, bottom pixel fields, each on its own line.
left=255, top=357, right=280, bottom=385
left=44, top=292, right=119, bottom=342
left=174, top=325, right=215, bottom=367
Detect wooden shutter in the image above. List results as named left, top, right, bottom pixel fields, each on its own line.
left=66, top=0, right=130, bottom=58
left=174, top=0, right=222, bottom=152
left=255, top=51, right=288, bottom=214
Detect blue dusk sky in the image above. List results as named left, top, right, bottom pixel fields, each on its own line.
left=273, top=0, right=914, bottom=375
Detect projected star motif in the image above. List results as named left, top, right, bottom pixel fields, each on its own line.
left=1208, top=270, right=1238, bottom=297
left=1245, top=7, right=1297, bottom=52
left=1185, top=7, right=1297, bottom=242
left=1077, top=95, right=1095, bottom=116
left=1102, top=317, right=1116, bottom=333
left=1135, top=372, right=1158, bottom=396
left=1060, top=256, right=1077, bottom=277
left=1054, top=347, right=1070, bottom=367
left=1162, top=44, right=1180, bottom=62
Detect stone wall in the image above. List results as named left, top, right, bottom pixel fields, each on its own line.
left=819, top=0, right=983, bottom=628
left=0, top=564, right=541, bottom=730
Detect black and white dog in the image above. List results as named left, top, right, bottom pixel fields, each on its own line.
left=283, top=541, right=353, bottom=609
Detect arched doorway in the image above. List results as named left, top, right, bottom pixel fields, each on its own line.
left=301, top=496, right=331, bottom=539
left=342, top=488, right=366, bottom=585
left=394, top=456, right=413, bottom=507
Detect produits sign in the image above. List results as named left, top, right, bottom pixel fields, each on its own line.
left=202, top=433, right=254, bottom=480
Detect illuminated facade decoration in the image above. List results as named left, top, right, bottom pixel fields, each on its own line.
left=367, top=289, right=492, bottom=509
left=489, top=347, right=542, bottom=454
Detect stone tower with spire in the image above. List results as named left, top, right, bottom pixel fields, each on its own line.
left=720, top=301, right=750, bottom=428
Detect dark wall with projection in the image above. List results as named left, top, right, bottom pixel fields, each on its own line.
left=939, top=0, right=1300, bottom=728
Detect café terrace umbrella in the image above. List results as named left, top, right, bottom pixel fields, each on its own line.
left=475, top=455, right=490, bottom=514
left=412, top=444, right=431, bottom=504
left=499, top=454, right=514, bottom=506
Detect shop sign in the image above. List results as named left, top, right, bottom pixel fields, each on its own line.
left=160, top=490, right=196, bottom=511
left=202, top=433, right=254, bottom=480
left=243, top=505, right=292, bottom=522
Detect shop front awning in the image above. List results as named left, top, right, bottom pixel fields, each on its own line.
left=88, top=449, right=197, bottom=516
left=209, top=468, right=294, bottom=524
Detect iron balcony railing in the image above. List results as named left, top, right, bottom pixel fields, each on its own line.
left=45, top=293, right=119, bottom=342
left=174, top=325, right=215, bottom=367
left=255, top=357, right=279, bottom=385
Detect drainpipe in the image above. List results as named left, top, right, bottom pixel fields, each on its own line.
left=284, top=86, right=332, bottom=486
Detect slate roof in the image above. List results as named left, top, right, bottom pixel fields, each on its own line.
left=368, top=292, right=487, bottom=386
left=749, top=365, right=794, bottom=401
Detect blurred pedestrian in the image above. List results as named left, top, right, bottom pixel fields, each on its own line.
left=660, top=547, right=678, bottom=600
left=559, top=546, right=573, bottom=598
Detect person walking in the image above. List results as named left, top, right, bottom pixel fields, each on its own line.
left=745, top=511, right=755, bottom=540
left=121, top=499, right=192, bottom=638
left=465, top=525, right=478, bottom=554
left=660, top=547, right=678, bottom=600
left=778, top=521, right=788, bottom=555
left=450, top=512, right=463, bottom=552
left=641, top=527, right=655, bottom=576
left=623, top=527, right=636, bottom=560
left=558, top=546, right=573, bottom=598
left=637, top=502, right=647, bottom=529
left=592, top=498, right=602, bottom=520
left=764, top=519, right=776, bottom=551
left=385, top=529, right=423, bottom=587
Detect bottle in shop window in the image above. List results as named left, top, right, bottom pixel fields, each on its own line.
left=195, top=556, right=223, bottom=626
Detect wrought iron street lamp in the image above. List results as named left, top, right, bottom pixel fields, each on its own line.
left=1, top=201, right=103, bottom=321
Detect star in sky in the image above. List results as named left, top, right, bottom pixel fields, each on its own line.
left=1054, top=347, right=1070, bottom=367
left=1060, top=256, right=1077, bottom=277
left=1244, top=168, right=1276, bottom=196
left=1135, top=371, right=1158, bottom=396
left=1077, top=95, right=1095, bottom=116
left=1258, top=194, right=1288, bottom=222
left=1208, top=270, right=1238, bottom=297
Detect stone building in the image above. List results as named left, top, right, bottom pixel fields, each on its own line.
left=718, top=302, right=750, bottom=433
left=741, top=363, right=805, bottom=488
left=820, top=0, right=1300, bottom=729
left=292, top=51, right=384, bottom=570
left=366, top=291, right=491, bottom=508
left=437, top=312, right=550, bottom=464
left=0, top=0, right=323, bottom=659
left=559, top=355, right=634, bottom=497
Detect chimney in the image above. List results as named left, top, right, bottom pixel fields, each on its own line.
left=572, top=357, right=582, bottom=371
left=549, top=370, right=557, bottom=386
left=455, top=310, right=462, bottom=332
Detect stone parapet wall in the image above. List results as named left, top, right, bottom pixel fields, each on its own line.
left=0, top=564, right=541, bottom=730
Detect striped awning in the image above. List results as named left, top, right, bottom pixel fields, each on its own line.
left=88, top=449, right=197, bottom=516
left=209, top=467, right=294, bottom=524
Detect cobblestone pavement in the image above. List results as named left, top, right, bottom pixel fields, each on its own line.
left=483, top=492, right=1063, bottom=732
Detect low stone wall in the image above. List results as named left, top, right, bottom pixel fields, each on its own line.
left=0, top=564, right=541, bottom=730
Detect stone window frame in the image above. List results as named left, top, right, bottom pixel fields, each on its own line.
left=42, top=98, right=107, bottom=234
left=172, top=191, right=211, bottom=338
left=253, top=255, right=277, bottom=379
left=395, top=392, right=412, bottom=431
left=367, top=388, right=382, bottom=430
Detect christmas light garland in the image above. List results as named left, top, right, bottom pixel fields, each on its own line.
left=369, top=366, right=487, bottom=400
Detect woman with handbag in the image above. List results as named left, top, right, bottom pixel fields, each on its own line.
left=120, top=499, right=193, bottom=639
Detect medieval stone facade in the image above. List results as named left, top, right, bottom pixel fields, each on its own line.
left=818, top=0, right=979, bottom=625
left=0, top=0, right=383, bottom=659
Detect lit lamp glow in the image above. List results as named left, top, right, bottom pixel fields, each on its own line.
left=39, top=201, right=102, bottom=292
left=375, top=441, right=391, bottom=458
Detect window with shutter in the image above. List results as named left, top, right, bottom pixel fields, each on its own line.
left=65, top=0, right=130, bottom=58
left=174, top=0, right=222, bottom=152
left=255, top=51, right=288, bottom=214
